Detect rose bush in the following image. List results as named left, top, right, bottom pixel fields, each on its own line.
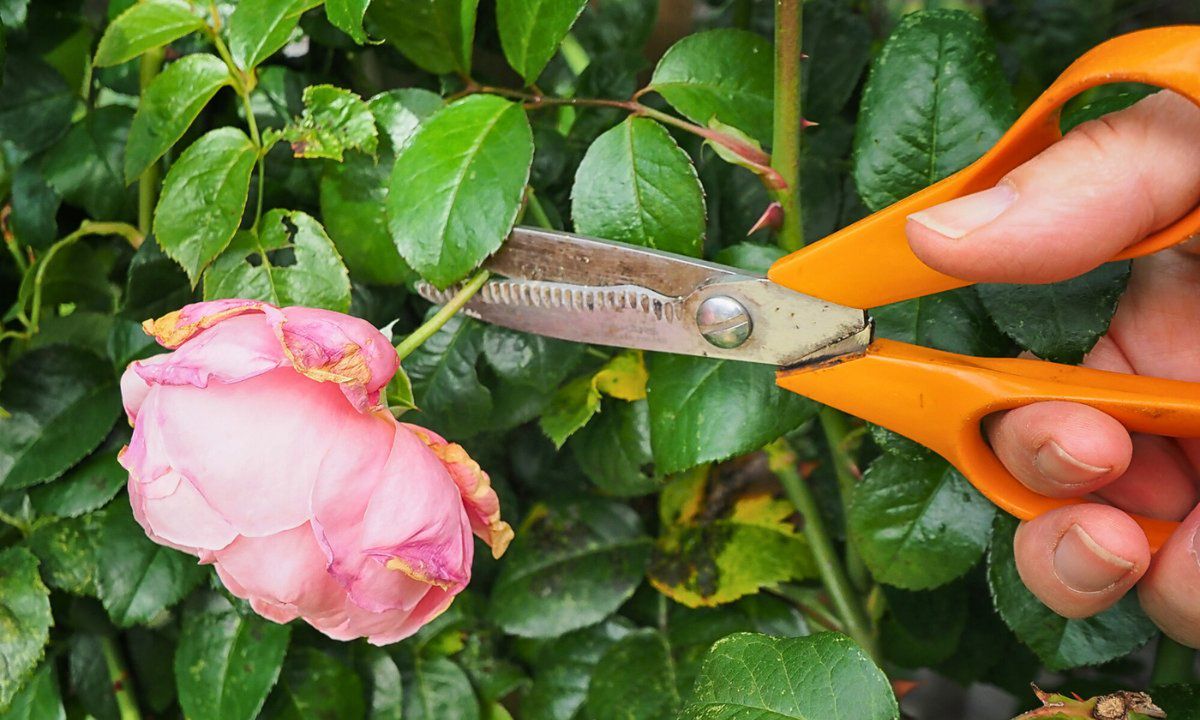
left=0, top=1, right=1198, bottom=719
left=120, top=299, right=511, bottom=644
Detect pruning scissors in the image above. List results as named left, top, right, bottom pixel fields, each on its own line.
left=420, top=27, right=1200, bottom=550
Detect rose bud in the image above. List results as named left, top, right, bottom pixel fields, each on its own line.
left=118, top=299, right=512, bottom=645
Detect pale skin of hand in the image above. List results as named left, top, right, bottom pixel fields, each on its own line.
left=904, top=90, right=1200, bottom=647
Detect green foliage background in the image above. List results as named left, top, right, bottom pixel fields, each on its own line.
left=0, top=0, right=1197, bottom=718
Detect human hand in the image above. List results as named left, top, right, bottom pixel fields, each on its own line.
left=905, top=90, right=1200, bottom=647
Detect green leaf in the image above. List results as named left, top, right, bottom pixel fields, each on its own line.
left=571, top=117, right=706, bottom=257
left=0, top=346, right=120, bottom=490
left=249, top=66, right=309, bottom=131
left=42, top=106, right=134, bottom=219
left=319, top=153, right=414, bottom=286
left=585, top=630, right=679, bottom=720
left=490, top=500, right=651, bottom=638
left=94, top=0, right=205, bottom=67
left=66, top=634, right=120, bottom=720
left=228, top=0, right=322, bottom=72
left=3, top=661, right=64, bottom=720
left=154, top=127, right=258, bottom=283
left=987, top=514, right=1157, bottom=670
left=204, top=210, right=352, bottom=312
left=872, top=288, right=1010, bottom=356
left=264, top=647, right=365, bottom=720
left=540, top=351, right=647, bottom=448
left=880, top=582, right=967, bottom=668
left=367, top=0, right=478, bottom=75
left=176, top=593, right=291, bottom=720
left=649, top=29, right=774, bottom=145
left=849, top=449, right=995, bottom=590
left=496, top=0, right=588, bottom=84
left=403, top=656, right=478, bottom=720
left=522, top=619, right=632, bottom=720
left=802, top=0, right=873, bottom=120
left=404, top=314, right=492, bottom=436
left=356, top=646, right=403, bottom=720
left=388, top=95, right=533, bottom=288
left=852, top=10, right=1016, bottom=212
left=481, top=325, right=584, bottom=389
left=1152, top=683, right=1200, bottom=720
left=385, top=365, right=417, bottom=416
left=26, top=512, right=102, bottom=596
left=326, top=0, right=371, bottom=43
left=978, top=262, right=1130, bottom=364
left=0, top=548, right=52, bottom=712
left=650, top=484, right=817, bottom=607
left=646, top=353, right=815, bottom=475
left=121, top=234, right=192, bottom=320
left=683, top=633, right=897, bottom=720
left=570, top=398, right=658, bottom=497
left=0, top=55, right=74, bottom=164
left=124, top=53, right=232, bottom=184
left=368, top=88, right=442, bottom=154
left=282, top=85, right=378, bottom=161
left=8, top=163, right=61, bottom=250
left=95, top=502, right=206, bottom=627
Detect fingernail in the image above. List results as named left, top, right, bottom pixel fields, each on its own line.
left=908, top=184, right=1017, bottom=239
left=1035, top=441, right=1111, bottom=486
left=1054, top=524, right=1135, bottom=593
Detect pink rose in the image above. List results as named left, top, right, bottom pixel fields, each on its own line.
left=118, top=299, right=512, bottom=645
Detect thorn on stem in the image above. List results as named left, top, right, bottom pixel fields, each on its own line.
left=747, top=202, right=783, bottom=236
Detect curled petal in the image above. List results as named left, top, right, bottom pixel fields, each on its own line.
left=142, top=299, right=275, bottom=349
left=406, top=424, right=513, bottom=558
left=132, top=314, right=285, bottom=390
left=275, top=307, right=400, bottom=412
left=312, top=421, right=474, bottom=609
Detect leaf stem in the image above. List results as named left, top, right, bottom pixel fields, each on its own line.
left=1150, top=634, right=1197, bottom=686
left=207, top=20, right=266, bottom=231
left=772, top=0, right=805, bottom=251
left=767, top=439, right=877, bottom=659
left=137, top=47, right=165, bottom=237
left=471, top=86, right=786, bottom=188
left=395, top=269, right=491, bottom=362
left=28, top=222, right=143, bottom=333
left=99, top=635, right=142, bottom=720
left=1, top=206, right=29, bottom=274
left=818, top=408, right=870, bottom=591
left=525, top=188, right=555, bottom=230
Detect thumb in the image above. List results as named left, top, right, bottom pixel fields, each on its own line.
left=905, top=90, right=1200, bottom=284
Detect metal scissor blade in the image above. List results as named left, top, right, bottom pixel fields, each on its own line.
left=418, top=228, right=873, bottom=367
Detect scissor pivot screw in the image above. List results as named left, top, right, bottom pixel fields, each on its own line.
left=697, top=296, right=752, bottom=349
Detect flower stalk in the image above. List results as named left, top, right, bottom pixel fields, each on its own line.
left=394, top=269, right=491, bottom=362
left=772, top=0, right=805, bottom=252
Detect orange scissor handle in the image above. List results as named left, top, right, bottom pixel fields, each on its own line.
left=777, top=339, right=1200, bottom=550
left=767, top=26, right=1200, bottom=310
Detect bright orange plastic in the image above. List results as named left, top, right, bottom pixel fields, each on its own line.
left=778, top=340, right=1200, bottom=550
left=767, top=26, right=1200, bottom=310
